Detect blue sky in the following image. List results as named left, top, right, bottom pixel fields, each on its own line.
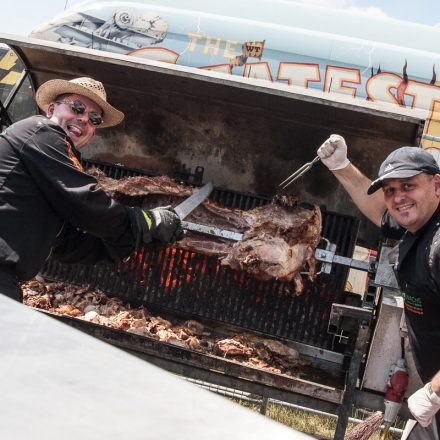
left=0, top=0, right=438, bottom=36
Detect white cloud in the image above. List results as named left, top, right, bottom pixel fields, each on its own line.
left=346, top=6, right=388, bottom=18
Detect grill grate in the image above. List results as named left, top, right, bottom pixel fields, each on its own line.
left=42, top=160, right=359, bottom=350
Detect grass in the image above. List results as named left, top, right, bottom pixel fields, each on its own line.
left=231, top=399, right=403, bottom=439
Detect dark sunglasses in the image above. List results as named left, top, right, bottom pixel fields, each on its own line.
left=56, top=100, right=103, bottom=126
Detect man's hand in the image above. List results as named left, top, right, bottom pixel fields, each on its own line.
left=143, top=206, right=184, bottom=243
left=317, top=134, right=350, bottom=171
left=408, top=382, right=440, bottom=428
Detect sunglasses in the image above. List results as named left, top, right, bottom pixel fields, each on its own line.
left=56, top=100, right=103, bottom=126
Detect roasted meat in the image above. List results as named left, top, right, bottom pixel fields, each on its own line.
left=222, top=202, right=321, bottom=292
left=22, top=280, right=308, bottom=377
left=216, top=338, right=253, bottom=357
left=90, top=170, right=322, bottom=291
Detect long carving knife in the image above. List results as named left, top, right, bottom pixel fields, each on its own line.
left=173, top=181, right=213, bottom=219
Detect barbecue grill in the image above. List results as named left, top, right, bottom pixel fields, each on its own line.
left=1, top=35, right=424, bottom=439
left=40, top=159, right=375, bottom=439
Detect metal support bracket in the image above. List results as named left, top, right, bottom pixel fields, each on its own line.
left=328, top=304, right=373, bottom=335
left=315, top=242, right=376, bottom=274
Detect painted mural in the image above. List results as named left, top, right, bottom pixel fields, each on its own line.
left=1, top=0, right=440, bottom=149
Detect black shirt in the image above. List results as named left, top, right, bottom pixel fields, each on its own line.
left=383, top=207, right=440, bottom=383
left=0, top=115, right=137, bottom=281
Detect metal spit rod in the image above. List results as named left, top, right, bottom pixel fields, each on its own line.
left=316, top=247, right=374, bottom=273
left=182, top=222, right=373, bottom=274
left=182, top=221, right=244, bottom=241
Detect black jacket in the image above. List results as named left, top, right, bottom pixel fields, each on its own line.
left=0, top=115, right=136, bottom=281
left=385, top=207, right=440, bottom=383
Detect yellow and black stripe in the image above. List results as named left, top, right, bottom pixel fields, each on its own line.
left=0, top=48, right=23, bottom=88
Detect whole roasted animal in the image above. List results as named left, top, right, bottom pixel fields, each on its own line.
left=89, top=169, right=322, bottom=292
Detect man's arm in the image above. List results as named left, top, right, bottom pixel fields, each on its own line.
left=318, top=135, right=386, bottom=226
left=17, top=121, right=182, bottom=258
left=332, top=163, right=386, bottom=226
left=408, top=370, right=440, bottom=427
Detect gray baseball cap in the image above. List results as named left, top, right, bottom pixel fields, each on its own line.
left=367, top=147, right=440, bottom=195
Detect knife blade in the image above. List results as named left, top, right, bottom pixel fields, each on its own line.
left=174, top=181, right=213, bottom=220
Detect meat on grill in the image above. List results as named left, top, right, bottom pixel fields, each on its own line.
left=221, top=202, right=321, bottom=292
left=22, top=280, right=308, bottom=377
left=216, top=338, right=253, bottom=357
left=90, top=170, right=322, bottom=291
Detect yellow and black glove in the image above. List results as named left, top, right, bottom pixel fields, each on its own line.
left=130, top=206, right=184, bottom=248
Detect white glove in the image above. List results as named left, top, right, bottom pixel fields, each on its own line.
left=408, top=382, right=440, bottom=428
left=317, top=134, right=350, bottom=171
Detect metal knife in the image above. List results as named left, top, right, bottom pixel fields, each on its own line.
left=174, top=182, right=243, bottom=240
left=174, top=181, right=213, bottom=219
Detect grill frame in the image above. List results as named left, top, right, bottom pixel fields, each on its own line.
left=42, top=159, right=360, bottom=351
left=38, top=160, right=373, bottom=440
left=38, top=306, right=346, bottom=412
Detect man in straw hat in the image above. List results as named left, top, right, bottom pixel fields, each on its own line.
left=317, top=135, right=440, bottom=440
left=0, top=77, right=183, bottom=302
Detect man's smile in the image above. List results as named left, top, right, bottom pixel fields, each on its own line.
left=66, top=123, right=83, bottom=137
left=395, top=203, right=415, bottom=213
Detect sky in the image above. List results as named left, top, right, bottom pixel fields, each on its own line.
left=0, top=0, right=438, bottom=36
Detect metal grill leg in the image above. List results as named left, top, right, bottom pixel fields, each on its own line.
left=260, top=396, right=269, bottom=415
left=334, top=322, right=370, bottom=440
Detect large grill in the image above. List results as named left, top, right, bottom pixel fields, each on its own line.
left=43, top=160, right=359, bottom=350
left=40, top=160, right=370, bottom=440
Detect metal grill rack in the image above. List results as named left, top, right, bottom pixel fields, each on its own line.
left=43, top=159, right=359, bottom=350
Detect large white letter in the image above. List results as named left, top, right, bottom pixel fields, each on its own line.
left=203, top=36, right=222, bottom=56
left=223, top=40, right=238, bottom=58
left=277, top=62, right=320, bottom=88
left=243, top=62, right=273, bottom=82
left=405, top=81, right=440, bottom=113
left=324, top=66, right=361, bottom=97
left=187, top=32, right=203, bottom=52
left=366, top=72, right=403, bottom=105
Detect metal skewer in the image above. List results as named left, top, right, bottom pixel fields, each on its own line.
left=278, top=156, right=321, bottom=190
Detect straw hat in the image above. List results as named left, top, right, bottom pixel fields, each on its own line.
left=36, top=77, right=124, bottom=128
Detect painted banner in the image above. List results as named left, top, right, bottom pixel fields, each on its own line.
left=1, top=0, right=439, bottom=149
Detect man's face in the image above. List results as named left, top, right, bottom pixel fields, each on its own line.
left=382, top=173, right=440, bottom=233
left=47, top=94, right=102, bottom=149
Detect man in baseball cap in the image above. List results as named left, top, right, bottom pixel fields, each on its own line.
left=367, top=146, right=440, bottom=195
left=0, top=76, right=183, bottom=303
left=317, top=135, right=440, bottom=440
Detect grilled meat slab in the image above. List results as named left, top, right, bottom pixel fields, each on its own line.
left=90, top=169, right=321, bottom=290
